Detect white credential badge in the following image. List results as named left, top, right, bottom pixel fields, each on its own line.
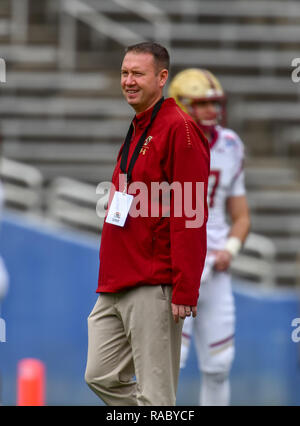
left=105, top=191, right=133, bottom=227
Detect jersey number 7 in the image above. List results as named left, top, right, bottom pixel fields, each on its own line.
left=208, top=170, right=221, bottom=208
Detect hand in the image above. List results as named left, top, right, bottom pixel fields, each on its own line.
left=213, top=249, right=232, bottom=272
left=171, top=303, right=197, bottom=323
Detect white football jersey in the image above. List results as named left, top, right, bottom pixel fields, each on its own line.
left=206, top=125, right=246, bottom=250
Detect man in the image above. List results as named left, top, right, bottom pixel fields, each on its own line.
left=85, top=43, right=210, bottom=406
left=169, top=69, right=250, bottom=406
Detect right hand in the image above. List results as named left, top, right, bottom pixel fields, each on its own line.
left=171, top=303, right=197, bottom=323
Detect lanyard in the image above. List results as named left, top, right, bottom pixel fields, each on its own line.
left=120, top=97, right=164, bottom=186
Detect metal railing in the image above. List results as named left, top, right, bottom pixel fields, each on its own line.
left=231, top=233, right=277, bottom=287
left=112, top=0, right=171, bottom=49
left=0, top=157, right=43, bottom=213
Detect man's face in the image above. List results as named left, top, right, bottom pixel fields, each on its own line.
left=121, top=52, right=168, bottom=114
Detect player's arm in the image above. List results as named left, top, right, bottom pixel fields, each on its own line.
left=214, top=195, right=250, bottom=271
left=227, top=195, right=251, bottom=243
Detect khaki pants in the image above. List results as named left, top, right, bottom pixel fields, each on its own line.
left=84, top=284, right=183, bottom=406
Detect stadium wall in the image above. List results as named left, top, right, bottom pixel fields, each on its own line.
left=0, top=212, right=300, bottom=406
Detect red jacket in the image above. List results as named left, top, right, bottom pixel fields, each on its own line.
left=97, top=98, right=210, bottom=306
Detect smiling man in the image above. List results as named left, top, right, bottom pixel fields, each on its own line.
left=85, top=42, right=210, bottom=406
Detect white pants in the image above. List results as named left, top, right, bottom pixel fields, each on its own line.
left=181, top=270, right=235, bottom=374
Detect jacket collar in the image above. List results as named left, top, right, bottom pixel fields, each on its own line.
left=133, top=104, right=155, bottom=129
left=133, top=98, right=174, bottom=129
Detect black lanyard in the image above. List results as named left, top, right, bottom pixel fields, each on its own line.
left=120, top=97, right=164, bottom=184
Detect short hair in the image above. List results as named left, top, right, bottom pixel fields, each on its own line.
left=124, top=42, right=170, bottom=72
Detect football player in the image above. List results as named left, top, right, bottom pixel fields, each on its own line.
left=169, top=69, right=250, bottom=406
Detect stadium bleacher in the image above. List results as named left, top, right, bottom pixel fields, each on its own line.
left=1, top=0, right=300, bottom=287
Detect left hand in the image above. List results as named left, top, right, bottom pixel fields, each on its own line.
left=171, top=303, right=197, bottom=323
left=213, top=249, right=232, bottom=271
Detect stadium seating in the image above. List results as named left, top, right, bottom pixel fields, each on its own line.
left=0, top=157, right=43, bottom=212
left=123, top=22, right=300, bottom=44
left=0, top=44, right=57, bottom=66
left=2, top=70, right=112, bottom=91
left=86, top=0, right=300, bottom=19
left=1, top=0, right=300, bottom=286
left=276, top=126, right=300, bottom=156
left=0, top=18, right=9, bottom=38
